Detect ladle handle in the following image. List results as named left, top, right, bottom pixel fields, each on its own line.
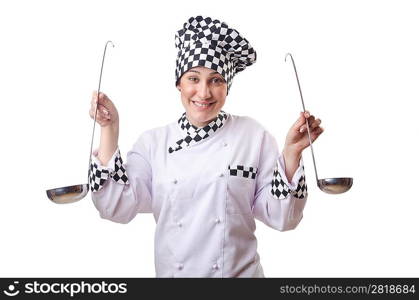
left=285, top=53, right=320, bottom=182
left=87, top=41, right=115, bottom=186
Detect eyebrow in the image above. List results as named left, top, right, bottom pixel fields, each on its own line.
left=186, top=70, right=219, bottom=75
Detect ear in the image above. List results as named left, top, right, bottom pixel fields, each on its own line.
left=176, top=78, right=182, bottom=91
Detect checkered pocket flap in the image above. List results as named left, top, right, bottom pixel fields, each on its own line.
left=89, top=149, right=129, bottom=192
left=228, top=165, right=258, bottom=179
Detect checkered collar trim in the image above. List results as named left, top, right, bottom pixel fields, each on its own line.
left=168, top=111, right=228, bottom=153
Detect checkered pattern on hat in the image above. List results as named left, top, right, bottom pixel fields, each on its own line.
left=175, top=16, right=257, bottom=93
left=168, top=111, right=228, bottom=153
left=89, top=149, right=129, bottom=192
left=228, top=165, right=258, bottom=179
left=271, top=162, right=307, bottom=200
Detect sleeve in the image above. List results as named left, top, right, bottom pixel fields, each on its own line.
left=89, top=135, right=153, bottom=224
left=251, top=131, right=308, bottom=231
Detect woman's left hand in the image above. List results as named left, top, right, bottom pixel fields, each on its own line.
left=284, top=111, right=324, bottom=156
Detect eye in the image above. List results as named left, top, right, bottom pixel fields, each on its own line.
left=211, top=77, right=224, bottom=84
left=188, top=77, right=199, bottom=82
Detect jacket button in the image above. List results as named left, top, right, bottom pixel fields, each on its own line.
left=215, top=218, right=221, bottom=224
left=177, top=221, right=182, bottom=227
left=172, top=179, right=178, bottom=184
left=219, top=173, right=224, bottom=177
left=178, top=263, right=184, bottom=270
left=212, top=263, right=219, bottom=270
left=223, top=142, right=228, bottom=147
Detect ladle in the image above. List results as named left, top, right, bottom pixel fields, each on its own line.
left=46, top=41, right=115, bottom=203
left=285, top=53, right=353, bottom=194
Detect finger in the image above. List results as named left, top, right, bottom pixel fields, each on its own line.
left=101, top=107, right=111, bottom=119
left=97, top=92, right=109, bottom=105
left=97, top=104, right=111, bottom=120
left=306, top=115, right=315, bottom=126
left=311, top=127, right=324, bottom=141
left=309, top=118, right=321, bottom=129
left=92, top=91, right=108, bottom=105
left=299, top=116, right=317, bottom=132
left=90, top=108, right=104, bottom=121
left=95, top=112, right=110, bottom=124
left=292, top=112, right=308, bottom=130
left=299, top=125, right=313, bottom=133
left=95, top=103, right=109, bottom=115
left=90, top=104, right=111, bottom=120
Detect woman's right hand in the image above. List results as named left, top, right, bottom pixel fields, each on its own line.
left=89, top=91, right=119, bottom=128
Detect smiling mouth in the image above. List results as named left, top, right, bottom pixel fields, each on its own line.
left=192, top=101, right=215, bottom=108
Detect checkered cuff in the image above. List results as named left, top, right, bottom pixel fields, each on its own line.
left=270, top=158, right=307, bottom=200
left=89, top=148, right=129, bottom=192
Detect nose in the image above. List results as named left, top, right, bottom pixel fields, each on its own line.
left=196, top=81, right=211, bottom=100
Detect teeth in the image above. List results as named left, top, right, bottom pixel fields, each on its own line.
left=193, top=102, right=211, bottom=107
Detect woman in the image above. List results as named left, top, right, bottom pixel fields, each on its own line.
left=89, top=16, right=323, bottom=277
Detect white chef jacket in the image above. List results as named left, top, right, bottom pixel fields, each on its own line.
left=90, top=114, right=308, bottom=277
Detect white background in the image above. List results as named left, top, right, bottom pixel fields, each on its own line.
left=1, top=0, right=418, bottom=277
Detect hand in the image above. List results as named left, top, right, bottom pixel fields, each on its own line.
left=89, top=91, right=119, bottom=128
left=284, top=111, right=324, bottom=156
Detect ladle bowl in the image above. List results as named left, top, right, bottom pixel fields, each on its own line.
left=46, top=184, right=89, bottom=204
left=317, top=177, right=353, bottom=194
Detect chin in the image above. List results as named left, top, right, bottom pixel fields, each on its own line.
left=191, top=112, right=214, bottom=123
left=187, top=110, right=217, bottom=126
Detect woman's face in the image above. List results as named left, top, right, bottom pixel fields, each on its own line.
left=177, top=66, right=227, bottom=127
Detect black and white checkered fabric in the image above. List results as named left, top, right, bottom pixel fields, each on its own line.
left=228, top=165, right=258, bottom=179
left=175, top=16, right=257, bottom=93
left=168, top=111, right=228, bottom=153
left=89, top=149, right=129, bottom=192
left=271, top=162, right=307, bottom=200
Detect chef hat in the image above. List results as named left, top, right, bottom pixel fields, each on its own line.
left=175, top=16, right=257, bottom=94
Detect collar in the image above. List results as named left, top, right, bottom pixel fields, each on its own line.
left=168, top=111, right=228, bottom=153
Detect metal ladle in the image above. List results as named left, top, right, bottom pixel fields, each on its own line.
left=46, top=41, right=115, bottom=204
left=285, top=53, right=353, bottom=194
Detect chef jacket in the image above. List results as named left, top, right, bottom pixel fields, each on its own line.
left=90, top=113, right=308, bottom=277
